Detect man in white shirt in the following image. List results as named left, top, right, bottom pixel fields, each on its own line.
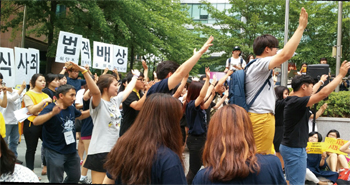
left=224, top=46, right=246, bottom=72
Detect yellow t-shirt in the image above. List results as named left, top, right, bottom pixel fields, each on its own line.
left=0, top=112, right=6, bottom=138
left=22, top=90, right=49, bottom=122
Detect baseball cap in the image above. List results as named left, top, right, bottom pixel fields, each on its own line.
left=233, top=46, right=241, bottom=51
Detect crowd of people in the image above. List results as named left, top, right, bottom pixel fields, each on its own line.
left=1, top=7, right=350, bottom=185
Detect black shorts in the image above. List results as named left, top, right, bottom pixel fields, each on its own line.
left=84, top=152, right=108, bottom=172
left=75, top=119, right=82, bottom=132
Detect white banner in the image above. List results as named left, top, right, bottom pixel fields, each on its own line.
left=55, top=31, right=82, bottom=64
left=80, top=38, right=91, bottom=67
left=28, top=48, right=40, bottom=80
left=113, top=45, right=128, bottom=73
left=14, top=47, right=30, bottom=85
left=93, top=41, right=114, bottom=70
left=0, top=47, right=16, bottom=87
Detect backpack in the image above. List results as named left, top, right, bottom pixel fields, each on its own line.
left=228, top=57, right=244, bottom=68
left=228, top=59, right=272, bottom=111
left=335, top=168, right=350, bottom=185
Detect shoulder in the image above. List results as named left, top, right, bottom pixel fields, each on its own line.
left=156, top=146, right=182, bottom=169
left=9, top=164, right=39, bottom=182
left=285, top=96, right=310, bottom=105
left=192, top=168, right=210, bottom=184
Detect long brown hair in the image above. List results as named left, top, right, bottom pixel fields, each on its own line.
left=104, top=93, right=184, bottom=184
left=182, top=81, right=204, bottom=113
left=202, top=104, right=260, bottom=182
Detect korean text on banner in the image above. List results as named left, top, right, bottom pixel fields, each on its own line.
left=324, top=137, right=348, bottom=155
left=0, top=47, right=16, bottom=87
left=93, top=41, right=114, bottom=70
left=306, top=142, right=326, bottom=154
left=113, top=45, right=128, bottom=73
left=55, top=31, right=82, bottom=64
left=14, top=47, right=31, bottom=85
left=28, top=48, right=40, bottom=80
left=81, top=38, right=91, bottom=67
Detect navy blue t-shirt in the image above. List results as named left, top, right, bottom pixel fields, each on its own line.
left=186, top=100, right=207, bottom=135
left=81, top=99, right=93, bottom=137
left=107, top=146, right=186, bottom=184
left=40, top=103, right=82, bottom=154
left=66, top=76, right=86, bottom=92
left=193, top=154, right=286, bottom=185
left=147, top=78, right=170, bottom=96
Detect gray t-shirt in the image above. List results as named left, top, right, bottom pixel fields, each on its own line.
left=88, top=92, right=124, bottom=155
left=245, top=57, right=276, bottom=114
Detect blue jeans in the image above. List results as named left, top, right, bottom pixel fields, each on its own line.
left=5, top=124, right=19, bottom=157
left=280, top=144, right=307, bottom=185
left=45, top=147, right=80, bottom=183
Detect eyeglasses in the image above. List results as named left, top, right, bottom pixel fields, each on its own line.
left=137, top=78, right=144, bottom=81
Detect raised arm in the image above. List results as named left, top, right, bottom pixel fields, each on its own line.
left=17, top=81, right=26, bottom=96
left=307, top=61, right=350, bottom=107
left=203, top=88, right=215, bottom=110
left=168, top=36, right=214, bottom=90
left=205, top=75, right=217, bottom=101
left=312, top=75, right=328, bottom=95
left=213, top=89, right=229, bottom=109
left=68, top=62, right=101, bottom=109
left=112, top=69, right=120, bottom=81
left=102, top=68, right=109, bottom=75
left=309, top=103, right=327, bottom=119
left=142, top=60, right=149, bottom=82
left=121, top=70, right=140, bottom=102
left=215, top=70, right=233, bottom=92
left=269, top=8, right=308, bottom=70
left=195, top=67, right=211, bottom=107
left=173, top=74, right=188, bottom=99
left=129, top=81, right=155, bottom=110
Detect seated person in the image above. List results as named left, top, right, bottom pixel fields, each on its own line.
left=306, top=132, right=338, bottom=184
left=325, top=129, right=349, bottom=172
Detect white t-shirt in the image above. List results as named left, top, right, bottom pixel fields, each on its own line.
left=225, top=57, right=246, bottom=71
left=0, top=90, right=23, bottom=125
left=88, top=92, right=124, bottom=155
left=75, top=89, right=85, bottom=106
left=0, top=164, right=39, bottom=182
left=245, top=57, right=276, bottom=114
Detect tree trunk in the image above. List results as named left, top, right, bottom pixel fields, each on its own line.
left=46, top=0, right=57, bottom=74
left=129, top=42, right=134, bottom=72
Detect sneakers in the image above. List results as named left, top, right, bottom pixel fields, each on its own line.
left=79, top=176, right=91, bottom=184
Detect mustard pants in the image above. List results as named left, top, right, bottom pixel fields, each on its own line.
left=249, top=112, right=275, bottom=155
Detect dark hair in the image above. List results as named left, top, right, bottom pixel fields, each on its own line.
left=118, top=78, right=127, bottom=93
left=55, top=84, right=75, bottom=99
left=45, top=73, right=58, bottom=87
left=320, top=58, right=327, bottom=63
left=1, top=136, right=17, bottom=175
left=200, top=75, right=206, bottom=81
left=253, top=34, right=279, bottom=56
left=0, top=73, right=3, bottom=79
left=203, top=105, right=260, bottom=181
left=125, top=72, right=144, bottom=83
left=246, top=54, right=255, bottom=62
left=156, top=61, right=180, bottom=80
left=182, top=81, right=204, bottom=113
left=97, top=74, right=117, bottom=94
left=291, top=75, right=315, bottom=92
left=308, top=132, right=323, bottom=142
left=274, top=86, right=289, bottom=100
left=301, top=62, right=307, bottom=66
left=58, top=74, right=66, bottom=80
left=104, top=93, right=183, bottom=184
left=326, top=129, right=340, bottom=138
left=30, top=74, right=45, bottom=88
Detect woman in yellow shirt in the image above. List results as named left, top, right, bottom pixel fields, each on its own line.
left=22, top=74, right=52, bottom=171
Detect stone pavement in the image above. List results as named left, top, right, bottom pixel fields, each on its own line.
left=16, top=135, right=190, bottom=183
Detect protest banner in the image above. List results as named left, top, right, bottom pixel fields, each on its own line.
left=93, top=41, right=114, bottom=70
left=81, top=38, right=91, bottom=67
left=306, top=142, right=326, bottom=154
left=27, top=48, right=40, bottom=80
left=113, top=45, right=128, bottom=72
left=56, top=31, right=82, bottom=64
left=14, top=47, right=30, bottom=85
left=324, top=137, right=348, bottom=155
left=0, top=47, right=16, bottom=87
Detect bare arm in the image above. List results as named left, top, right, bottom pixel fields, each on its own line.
left=26, top=97, right=51, bottom=114
left=312, top=75, right=328, bottom=95
left=213, top=90, right=229, bottom=109
left=121, top=70, right=140, bottom=102
left=340, top=141, right=350, bottom=154
left=195, top=68, right=211, bottom=107
left=215, top=70, right=233, bottom=92
left=112, top=69, right=120, bottom=81
left=68, top=62, right=101, bottom=109
left=59, top=67, right=67, bottom=74
left=142, top=60, right=149, bottom=82
left=268, top=8, right=308, bottom=70
left=307, top=61, right=350, bottom=107
left=205, top=75, right=217, bottom=101
left=203, top=89, right=215, bottom=110
left=83, top=89, right=91, bottom=101
left=168, top=36, right=214, bottom=90
left=173, top=75, right=188, bottom=99
left=76, top=110, right=90, bottom=120
left=309, top=103, right=327, bottom=119
left=102, top=68, right=109, bottom=75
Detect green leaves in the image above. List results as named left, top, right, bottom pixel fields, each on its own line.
left=317, top=91, right=350, bottom=118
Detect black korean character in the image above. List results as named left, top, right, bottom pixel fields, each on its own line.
left=63, top=35, right=78, bottom=55
left=82, top=41, right=90, bottom=59
left=17, top=52, right=29, bottom=74
left=30, top=53, right=38, bottom=73
left=60, top=57, right=64, bottom=61
left=0, top=52, right=12, bottom=76
left=115, top=49, right=126, bottom=64
left=97, top=46, right=110, bottom=63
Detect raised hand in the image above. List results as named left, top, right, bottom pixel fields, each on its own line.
left=339, top=60, right=350, bottom=77
left=320, top=74, right=328, bottom=82
left=51, top=105, right=62, bottom=115
left=142, top=60, right=148, bottom=70
left=198, top=36, right=214, bottom=54
left=298, top=7, right=308, bottom=30
left=153, top=71, right=157, bottom=79
left=21, top=81, right=26, bottom=89
left=145, top=81, right=155, bottom=91
left=131, top=69, right=141, bottom=77
left=104, top=67, right=109, bottom=74
left=227, top=69, right=234, bottom=76
left=212, top=74, right=217, bottom=85
left=205, top=67, right=211, bottom=78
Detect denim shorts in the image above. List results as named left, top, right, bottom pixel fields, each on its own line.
left=280, top=144, right=307, bottom=185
